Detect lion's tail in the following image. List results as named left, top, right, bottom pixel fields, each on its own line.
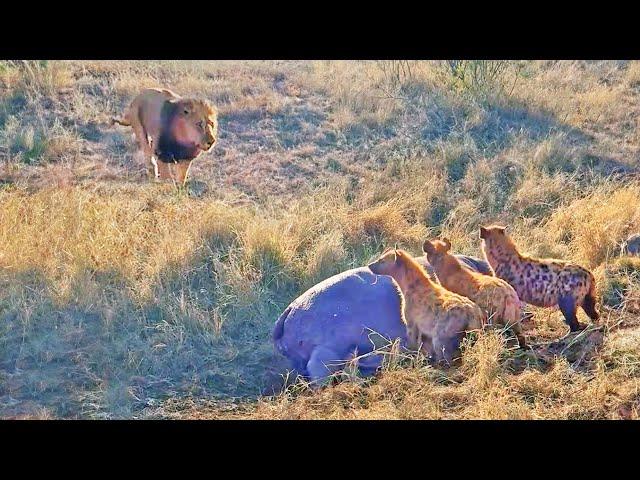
left=111, top=116, right=131, bottom=127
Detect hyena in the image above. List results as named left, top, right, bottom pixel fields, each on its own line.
left=480, top=225, right=599, bottom=333
left=423, top=238, right=526, bottom=348
left=368, top=248, right=485, bottom=364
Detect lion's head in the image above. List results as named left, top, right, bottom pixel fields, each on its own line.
left=156, top=98, right=218, bottom=163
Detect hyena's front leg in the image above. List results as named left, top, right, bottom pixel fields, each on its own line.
left=510, top=320, right=527, bottom=348
left=432, top=334, right=461, bottom=366
left=418, top=333, right=435, bottom=361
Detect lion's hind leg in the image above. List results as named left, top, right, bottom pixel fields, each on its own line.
left=131, top=123, right=157, bottom=182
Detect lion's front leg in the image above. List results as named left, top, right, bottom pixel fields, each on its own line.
left=174, top=160, right=193, bottom=187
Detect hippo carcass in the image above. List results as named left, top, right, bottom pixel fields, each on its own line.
left=621, top=234, right=640, bottom=256
left=272, top=254, right=492, bottom=383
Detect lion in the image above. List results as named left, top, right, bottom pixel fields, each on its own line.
left=112, top=88, right=218, bottom=185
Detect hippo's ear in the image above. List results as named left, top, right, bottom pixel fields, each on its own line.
left=479, top=226, right=488, bottom=239
left=442, top=238, right=452, bottom=251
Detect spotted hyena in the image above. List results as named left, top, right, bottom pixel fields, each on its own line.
left=423, top=238, right=526, bottom=347
left=368, top=248, right=485, bottom=364
left=480, top=225, right=599, bottom=333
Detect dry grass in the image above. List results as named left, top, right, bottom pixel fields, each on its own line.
left=544, top=183, right=640, bottom=267
left=2, top=60, right=640, bottom=419
left=305, top=61, right=404, bottom=130
left=156, top=328, right=640, bottom=420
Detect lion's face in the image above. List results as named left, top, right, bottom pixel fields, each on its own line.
left=170, top=99, right=218, bottom=153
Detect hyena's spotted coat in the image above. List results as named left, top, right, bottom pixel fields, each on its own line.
left=423, top=238, right=526, bottom=347
left=368, top=248, right=485, bottom=364
left=480, top=225, right=599, bottom=333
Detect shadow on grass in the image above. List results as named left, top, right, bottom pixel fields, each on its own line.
left=0, top=236, right=295, bottom=418
left=504, top=325, right=606, bottom=375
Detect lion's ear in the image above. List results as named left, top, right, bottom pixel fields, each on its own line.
left=423, top=240, right=434, bottom=254
left=442, top=238, right=452, bottom=251
left=180, top=100, right=194, bottom=115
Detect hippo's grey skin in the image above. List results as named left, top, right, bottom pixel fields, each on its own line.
left=417, top=254, right=494, bottom=278
left=273, top=254, right=491, bottom=383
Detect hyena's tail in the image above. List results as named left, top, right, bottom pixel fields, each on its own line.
left=582, top=275, right=600, bottom=322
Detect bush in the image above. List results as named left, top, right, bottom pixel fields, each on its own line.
left=442, top=60, right=523, bottom=97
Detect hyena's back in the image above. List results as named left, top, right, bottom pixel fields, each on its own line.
left=496, top=259, right=595, bottom=308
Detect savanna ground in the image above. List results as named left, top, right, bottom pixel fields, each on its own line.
left=1, top=60, right=640, bottom=419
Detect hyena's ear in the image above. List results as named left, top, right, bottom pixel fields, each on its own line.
left=423, top=240, right=435, bottom=254
left=442, top=238, right=452, bottom=251
left=479, top=226, right=488, bottom=239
